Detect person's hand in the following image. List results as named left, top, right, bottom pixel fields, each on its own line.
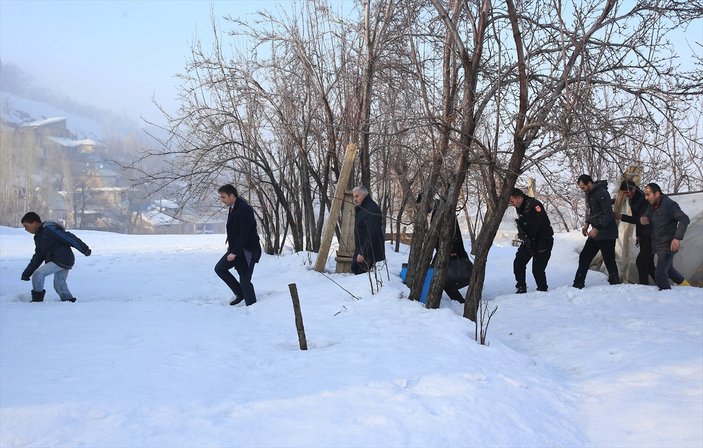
left=671, top=239, right=681, bottom=253
left=581, top=225, right=589, bottom=237
left=588, top=228, right=599, bottom=239
left=635, top=237, right=640, bottom=247
left=84, top=249, right=92, bottom=256
left=640, top=216, right=650, bottom=225
left=614, top=211, right=622, bottom=220
left=21, top=276, right=30, bottom=281
left=227, top=253, right=236, bottom=262
left=356, top=254, right=365, bottom=263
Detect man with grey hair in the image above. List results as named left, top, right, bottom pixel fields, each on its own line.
left=351, top=185, right=385, bottom=275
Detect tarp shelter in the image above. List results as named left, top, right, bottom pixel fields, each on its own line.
left=614, top=190, right=703, bottom=285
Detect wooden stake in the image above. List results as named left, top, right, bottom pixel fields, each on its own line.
left=314, top=143, right=358, bottom=273
left=288, top=283, right=308, bottom=351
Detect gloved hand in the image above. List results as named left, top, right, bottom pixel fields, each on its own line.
left=84, top=249, right=92, bottom=256
left=21, top=275, right=30, bottom=281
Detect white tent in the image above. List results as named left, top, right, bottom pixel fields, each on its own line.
left=615, top=190, right=703, bottom=285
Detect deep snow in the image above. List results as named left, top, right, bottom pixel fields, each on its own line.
left=1, top=226, right=701, bottom=447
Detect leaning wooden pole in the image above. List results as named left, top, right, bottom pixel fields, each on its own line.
left=314, top=143, right=358, bottom=273
left=288, top=283, right=308, bottom=351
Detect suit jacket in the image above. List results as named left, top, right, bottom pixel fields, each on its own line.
left=226, top=197, right=262, bottom=266
left=354, top=195, right=385, bottom=264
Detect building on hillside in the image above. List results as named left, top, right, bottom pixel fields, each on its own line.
left=19, top=117, right=70, bottom=138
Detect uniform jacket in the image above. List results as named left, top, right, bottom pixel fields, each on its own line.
left=226, top=197, right=262, bottom=266
left=620, top=188, right=652, bottom=238
left=354, top=195, right=385, bottom=264
left=644, top=195, right=690, bottom=253
left=22, top=221, right=91, bottom=279
left=516, top=196, right=554, bottom=252
left=585, top=180, right=618, bottom=241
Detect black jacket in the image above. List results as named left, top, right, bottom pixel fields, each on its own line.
left=644, top=195, right=690, bottom=253
left=354, top=195, right=385, bottom=264
left=585, top=180, right=618, bottom=241
left=22, top=221, right=91, bottom=279
left=432, top=216, right=469, bottom=262
left=226, top=197, right=262, bottom=266
left=516, top=196, right=554, bottom=252
left=620, top=188, right=652, bottom=238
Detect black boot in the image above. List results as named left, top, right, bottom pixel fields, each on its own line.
left=229, top=296, right=244, bottom=306
left=61, top=297, right=77, bottom=303
left=608, top=275, right=621, bottom=285
left=30, top=289, right=45, bottom=302
left=515, top=284, right=527, bottom=294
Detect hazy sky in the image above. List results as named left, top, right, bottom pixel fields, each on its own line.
left=1, top=0, right=700, bottom=126
left=0, top=0, right=286, bottom=123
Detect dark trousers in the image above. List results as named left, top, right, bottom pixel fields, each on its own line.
left=444, top=286, right=465, bottom=303
left=514, top=244, right=552, bottom=291
left=351, top=256, right=374, bottom=275
left=635, top=237, right=656, bottom=285
left=574, top=238, right=619, bottom=286
left=215, top=254, right=257, bottom=305
left=654, top=251, right=685, bottom=290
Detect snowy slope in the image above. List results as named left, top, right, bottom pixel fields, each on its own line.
left=0, top=227, right=701, bottom=447
left=0, top=90, right=105, bottom=139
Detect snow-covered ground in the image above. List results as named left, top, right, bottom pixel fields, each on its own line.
left=1, top=226, right=701, bottom=447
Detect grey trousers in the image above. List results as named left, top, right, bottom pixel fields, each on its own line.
left=32, top=262, right=73, bottom=301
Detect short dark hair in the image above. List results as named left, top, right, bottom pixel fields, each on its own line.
left=577, top=174, right=593, bottom=185
left=218, top=184, right=238, bottom=197
left=510, top=187, right=525, bottom=197
left=21, top=212, right=41, bottom=224
left=620, top=180, right=637, bottom=191
left=645, top=182, right=662, bottom=194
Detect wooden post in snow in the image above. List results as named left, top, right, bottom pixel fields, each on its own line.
left=288, top=283, right=308, bottom=351
left=314, top=143, right=358, bottom=273
left=527, top=178, right=537, bottom=198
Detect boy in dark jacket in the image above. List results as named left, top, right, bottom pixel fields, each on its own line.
left=641, top=183, right=691, bottom=290
left=615, top=180, right=655, bottom=285
left=573, top=175, right=620, bottom=288
left=21, top=212, right=92, bottom=302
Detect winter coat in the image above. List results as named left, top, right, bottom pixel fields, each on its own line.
left=516, top=196, right=554, bottom=252
left=226, top=197, right=262, bottom=266
left=585, top=180, right=618, bottom=241
left=644, top=195, right=690, bottom=253
left=620, top=188, right=652, bottom=238
left=354, top=195, right=385, bottom=264
left=22, top=221, right=91, bottom=279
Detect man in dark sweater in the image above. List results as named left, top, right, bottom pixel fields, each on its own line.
left=614, top=180, right=656, bottom=285
left=641, top=183, right=691, bottom=290
left=21, top=212, right=92, bottom=303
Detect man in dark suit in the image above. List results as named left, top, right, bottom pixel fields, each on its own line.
left=215, top=184, right=262, bottom=306
left=351, top=185, right=385, bottom=275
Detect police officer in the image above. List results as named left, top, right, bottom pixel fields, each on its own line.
left=509, top=188, right=554, bottom=293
